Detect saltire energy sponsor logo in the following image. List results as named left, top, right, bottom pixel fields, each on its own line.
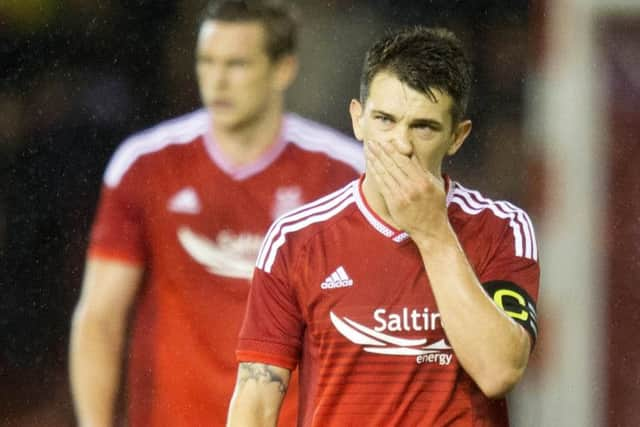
left=330, top=309, right=453, bottom=366
left=178, top=227, right=263, bottom=279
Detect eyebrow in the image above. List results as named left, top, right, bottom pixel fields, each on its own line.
left=411, top=118, right=444, bottom=130
left=371, top=109, right=444, bottom=130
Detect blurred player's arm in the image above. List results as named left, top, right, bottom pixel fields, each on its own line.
left=226, top=362, right=291, bottom=427
left=70, top=257, right=143, bottom=427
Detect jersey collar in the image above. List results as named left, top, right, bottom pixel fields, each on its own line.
left=202, top=116, right=288, bottom=181
left=353, top=174, right=455, bottom=243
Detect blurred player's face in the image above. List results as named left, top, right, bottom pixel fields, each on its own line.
left=196, top=20, right=297, bottom=131
left=349, top=72, right=471, bottom=177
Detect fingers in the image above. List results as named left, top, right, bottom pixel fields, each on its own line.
left=372, top=140, right=411, bottom=180
left=364, top=140, right=396, bottom=199
left=409, top=155, right=444, bottom=193
left=365, top=139, right=419, bottom=194
left=365, top=139, right=445, bottom=204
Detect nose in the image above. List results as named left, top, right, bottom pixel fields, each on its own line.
left=210, top=65, right=229, bottom=89
left=200, top=63, right=228, bottom=91
left=387, top=126, right=412, bottom=156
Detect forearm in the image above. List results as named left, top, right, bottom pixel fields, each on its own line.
left=415, top=225, right=530, bottom=397
left=70, top=306, right=127, bottom=427
left=227, top=363, right=290, bottom=427
left=227, top=384, right=280, bottom=427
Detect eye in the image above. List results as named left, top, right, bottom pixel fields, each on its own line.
left=374, top=114, right=393, bottom=124
left=412, top=124, right=439, bottom=138
left=196, top=55, right=214, bottom=66
left=227, top=59, right=249, bottom=68
left=414, top=123, right=434, bottom=131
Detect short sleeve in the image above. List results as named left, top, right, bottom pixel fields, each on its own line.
left=479, top=212, right=540, bottom=344
left=87, top=170, right=146, bottom=265
left=478, top=214, right=540, bottom=299
left=237, top=255, right=304, bottom=370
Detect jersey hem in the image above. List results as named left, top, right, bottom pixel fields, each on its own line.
left=236, top=350, right=298, bottom=370
left=88, top=247, right=145, bottom=266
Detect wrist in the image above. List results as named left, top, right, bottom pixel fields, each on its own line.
left=411, top=220, right=458, bottom=253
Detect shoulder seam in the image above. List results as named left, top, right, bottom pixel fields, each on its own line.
left=104, top=110, right=208, bottom=187
left=449, top=182, right=538, bottom=260
left=256, top=181, right=357, bottom=273
left=283, top=113, right=364, bottom=173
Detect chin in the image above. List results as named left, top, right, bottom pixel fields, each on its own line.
left=210, top=113, right=241, bottom=129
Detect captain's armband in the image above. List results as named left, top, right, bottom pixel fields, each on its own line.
left=483, top=280, right=538, bottom=346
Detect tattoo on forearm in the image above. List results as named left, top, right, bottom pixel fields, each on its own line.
left=238, top=363, right=287, bottom=394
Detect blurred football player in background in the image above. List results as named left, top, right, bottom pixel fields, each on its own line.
left=69, top=1, right=362, bottom=426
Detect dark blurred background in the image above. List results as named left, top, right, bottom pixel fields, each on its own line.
left=0, top=0, right=553, bottom=425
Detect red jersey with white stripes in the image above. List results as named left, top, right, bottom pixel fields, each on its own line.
left=88, top=109, right=362, bottom=427
left=238, top=176, right=539, bottom=426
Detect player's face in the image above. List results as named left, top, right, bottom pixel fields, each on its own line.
left=196, top=20, right=297, bottom=131
left=350, top=72, right=471, bottom=177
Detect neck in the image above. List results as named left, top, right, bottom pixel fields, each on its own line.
left=210, top=100, right=284, bottom=166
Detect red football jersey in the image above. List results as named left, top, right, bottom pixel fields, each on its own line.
left=238, top=176, right=540, bottom=426
left=88, top=109, right=363, bottom=426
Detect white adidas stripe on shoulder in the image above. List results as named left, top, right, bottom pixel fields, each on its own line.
left=104, top=109, right=209, bottom=188
left=256, top=181, right=355, bottom=268
left=256, top=180, right=357, bottom=273
left=283, top=113, right=365, bottom=173
left=450, top=182, right=538, bottom=261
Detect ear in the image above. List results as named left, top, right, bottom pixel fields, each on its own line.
left=349, top=99, right=364, bottom=141
left=447, top=119, right=472, bottom=156
left=273, top=54, right=299, bottom=91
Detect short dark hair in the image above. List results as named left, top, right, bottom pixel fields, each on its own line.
left=200, top=0, right=297, bottom=61
left=360, top=26, right=473, bottom=124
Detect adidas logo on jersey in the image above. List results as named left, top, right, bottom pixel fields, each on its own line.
left=168, top=187, right=201, bottom=214
left=321, top=266, right=353, bottom=289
